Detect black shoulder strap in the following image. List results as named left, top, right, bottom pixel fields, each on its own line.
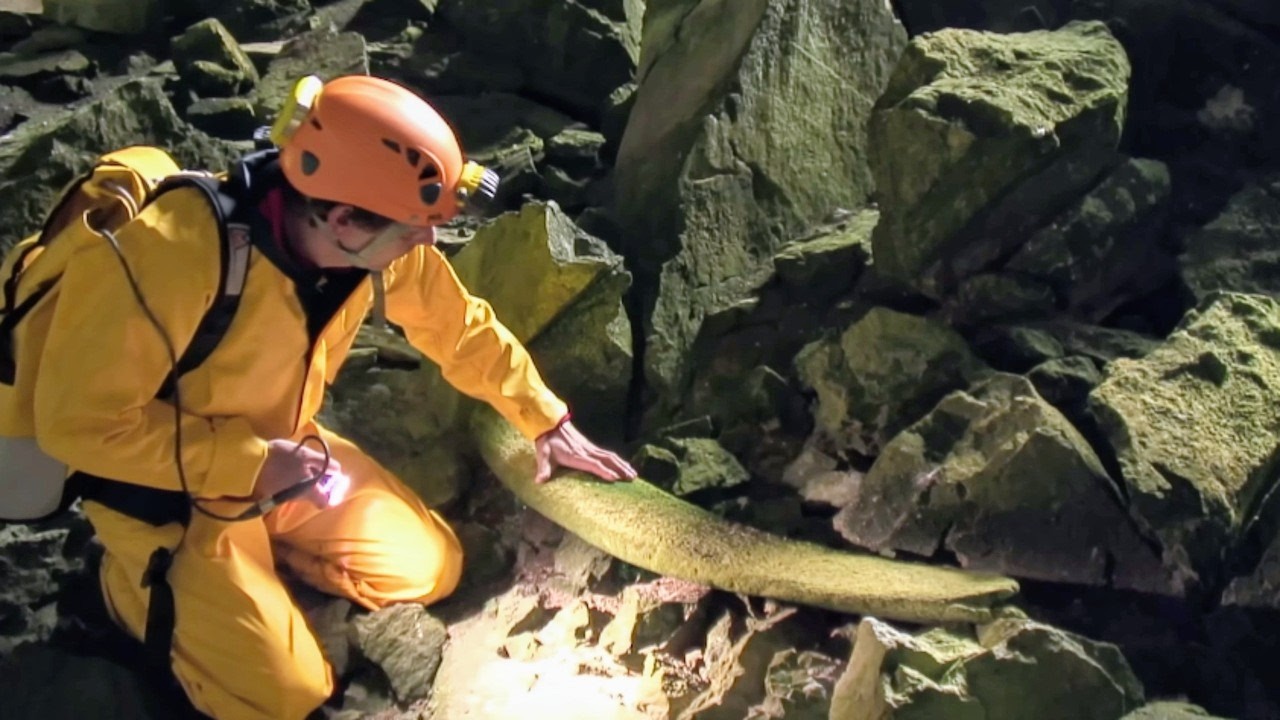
left=154, top=175, right=253, bottom=400
left=0, top=280, right=52, bottom=385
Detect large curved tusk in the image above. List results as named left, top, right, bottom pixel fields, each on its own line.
left=473, top=408, right=1020, bottom=625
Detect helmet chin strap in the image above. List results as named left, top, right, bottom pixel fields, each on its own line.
left=324, top=224, right=402, bottom=328
left=332, top=221, right=414, bottom=269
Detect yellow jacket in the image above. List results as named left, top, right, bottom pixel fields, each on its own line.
left=1, top=185, right=567, bottom=501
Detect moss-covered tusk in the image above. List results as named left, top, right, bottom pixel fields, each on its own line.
left=473, top=408, right=1020, bottom=625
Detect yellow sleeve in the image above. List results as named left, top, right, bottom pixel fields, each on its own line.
left=384, top=245, right=569, bottom=440
left=31, top=190, right=267, bottom=500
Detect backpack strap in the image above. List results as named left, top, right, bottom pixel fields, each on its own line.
left=152, top=174, right=253, bottom=400
left=0, top=280, right=52, bottom=385
left=0, top=177, right=252, bottom=390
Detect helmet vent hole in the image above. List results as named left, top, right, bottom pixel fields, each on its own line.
left=418, top=163, right=439, bottom=182
left=382, top=138, right=401, bottom=153
left=310, top=118, right=323, bottom=131
left=420, top=183, right=442, bottom=205
left=406, top=148, right=421, bottom=167
left=301, top=151, right=320, bottom=176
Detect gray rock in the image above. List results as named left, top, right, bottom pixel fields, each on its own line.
left=254, top=26, right=368, bottom=118
left=1120, top=700, right=1234, bottom=719
left=0, top=643, right=197, bottom=719
left=0, top=48, right=90, bottom=81
left=0, top=0, right=42, bottom=17
left=10, top=25, right=86, bottom=55
left=0, top=83, right=38, bottom=134
left=773, top=209, right=877, bottom=302
left=835, top=373, right=1170, bottom=592
left=830, top=616, right=1145, bottom=720
left=941, top=271, right=1057, bottom=326
left=1027, top=354, right=1103, bottom=412
left=41, top=0, right=163, bottom=34
left=1026, top=319, right=1160, bottom=365
left=0, top=522, right=90, bottom=656
left=1180, top=175, right=1280, bottom=303
left=437, top=0, right=639, bottom=120
left=0, top=78, right=240, bottom=252
left=869, top=21, right=1130, bottom=299
left=1007, top=157, right=1173, bottom=321
left=645, top=437, right=750, bottom=497
left=454, top=202, right=631, bottom=442
left=186, top=0, right=313, bottom=43
left=185, top=96, right=262, bottom=140
left=321, top=338, right=473, bottom=509
left=350, top=604, right=447, bottom=704
left=795, top=307, right=987, bottom=457
left=1222, top=526, right=1280, bottom=610
left=544, top=127, right=605, bottom=176
left=970, top=325, right=1065, bottom=373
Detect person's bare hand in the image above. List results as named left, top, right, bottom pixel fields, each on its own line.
left=253, top=438, right=341, bottom=508
left=534, top=420, right=636, bottom=484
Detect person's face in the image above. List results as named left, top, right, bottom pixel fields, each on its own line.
left=324, top=205, right=436, bottom=270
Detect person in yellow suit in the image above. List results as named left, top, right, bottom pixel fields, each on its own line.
left=22, top=75, right=636, bottom=719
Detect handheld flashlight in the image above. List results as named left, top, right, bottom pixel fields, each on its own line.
left=315, top=470, right=351, bottom=506
left=239, top=468, right=351, bottom=520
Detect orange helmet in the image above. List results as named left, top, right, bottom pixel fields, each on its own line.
left=270, top=75, right=498, bottom=226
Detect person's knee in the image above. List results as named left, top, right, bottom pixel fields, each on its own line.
left=371, top=524, right=463, bottom=606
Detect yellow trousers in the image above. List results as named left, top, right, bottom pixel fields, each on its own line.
left=86, top=425, right=463, bottom=720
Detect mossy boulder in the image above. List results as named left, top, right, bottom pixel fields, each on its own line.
left=171, top=18, right=260, bottom=97
left=1089, top=292, right=1280, bottom=592
left=453, top=202, right=632, bottom=442
left=253, top=26, right=368, bottom=117
left=869, top=20, right=1130, bottom=298
left=614, top=0, right=905, bottom=404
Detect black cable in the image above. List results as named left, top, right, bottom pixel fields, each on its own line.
left=98, top=221, right=328, bottom=522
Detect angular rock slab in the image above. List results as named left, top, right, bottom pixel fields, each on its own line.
left=1222, top=528, right=1280, bottom=610
left=1090, top=292, right=1280, bottom=592
left=350, top=604, right=447, bottom=704
left=836, top=373, right=1171, bottom=593
left=795, top=307, right=987, bottom=457
left=1006, top=157, right=1173, bottom=321
left=437, top=0, right=640, bottom=120
left=453, top=201, right=632, bottom=442
left=1179, top=174, right=1280, bottom=303
left=869, top=20, right=1130, bottom=299
left=171, top=18, right=260, bottom=98
left=1121, top=700, right=1235, bottom=719
left=830, top=616, right=1144, bottom=720
left=614, top=0, right=905, bottom=401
